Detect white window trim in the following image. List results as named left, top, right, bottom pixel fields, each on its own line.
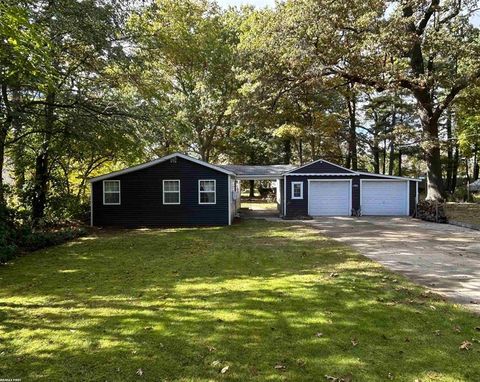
left=291, top=181, right=303, bottom=199
left=163, top=179, right=181, bottom=205
left=103, top=180, right=121, bottom=205
left=199, top=179, right=216, bottom=205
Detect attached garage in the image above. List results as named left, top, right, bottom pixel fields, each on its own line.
left=283, top=158, right=419, bottom=219
left=308, top=180, right=351, bottom=216
left=361, top=180, right=409, bottom=216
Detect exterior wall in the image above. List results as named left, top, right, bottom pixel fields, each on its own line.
left=290, top=160, right=353, bottom=174
left=92, top=157, right=229, bottom=227
left=284, top=174, right=418, bottom=218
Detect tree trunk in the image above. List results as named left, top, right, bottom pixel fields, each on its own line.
left=283, top=139, right=292, bottom=164
left=451, top=144, right=459, bottom=193
left=372, top=140, right=380, bottom=174
left=398, top=148, right=402, bottom=177
left=346, top=85, right=357, bottom=170
left=32, top=91, right=55, bottom=225
left=382, top=139, right=386, bottom=175
left=445, top=109, right=453, bottom=193
left=249, top=180, right=255, bottom=198
left=388, top=142, right=395, bottom=176
left=421, top=114, right=444, bottom=201
left=473, top=144, right=479, bottom=181
left=0, top=128, right=6, bottom=206
left=298, top=139, right=303, bottom=165
left=0, top=84, right=13, bottom=207
left=388, top=105, right=397, bottom=175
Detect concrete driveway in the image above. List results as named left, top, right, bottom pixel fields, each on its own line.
left=304, top=217, right=480, bottom=312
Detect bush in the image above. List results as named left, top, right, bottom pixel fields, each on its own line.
left=0, top=203, right=88, bottom=264
left=19, top=227, right=87, bottom=252
left=0, top=205, right=18, bottom=263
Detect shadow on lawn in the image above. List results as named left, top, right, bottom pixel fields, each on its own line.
left=0, top=220, right=479, bottom=381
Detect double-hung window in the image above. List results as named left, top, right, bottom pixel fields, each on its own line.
left=163, top=180, right=180, bottom=204
left=103, top=180, right=121, bottom=205
left=291, top=181, right=303, bottom=199
left=199, top=179, right=216, bottom=204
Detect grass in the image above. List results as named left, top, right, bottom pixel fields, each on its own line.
left=1, top=220, right=480, bottom=381
left=445, top=202, right=480, bottom=227
left=241, top=201, right=278, bottom=211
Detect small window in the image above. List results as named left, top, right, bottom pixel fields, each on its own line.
left=163, top=180, right=180, bottom=204
left=103, top=180, right=120, bottom=205
left=292, top=181, right=303, bottom=199
left=199, top=179, right=216, bottom=204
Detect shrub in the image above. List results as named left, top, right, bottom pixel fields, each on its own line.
left=0, top=203, right=88, bottom=263
left=0, top=205, right=18, bottom=263
left=18, top=227, right=87, bottom=252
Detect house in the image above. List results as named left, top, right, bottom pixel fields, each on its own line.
left=89, top=152, right=420, bottom=227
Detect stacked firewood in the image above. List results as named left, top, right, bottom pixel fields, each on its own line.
left=416, top=200, right=447, bottom=223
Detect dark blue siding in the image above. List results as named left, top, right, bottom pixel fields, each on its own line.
left=92, top=157, right=229, bottom=227
left=291, top=160, right=353, bottom=174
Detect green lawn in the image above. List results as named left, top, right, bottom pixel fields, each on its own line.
left=1, top=220, right=479, bottom=381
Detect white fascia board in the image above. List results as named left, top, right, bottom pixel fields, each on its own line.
left=356, top=171, right=421, bottom=182
left=284, top=173, right=359, bottom=176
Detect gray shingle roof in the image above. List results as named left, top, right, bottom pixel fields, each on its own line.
left=217, top=164, right=297, bottom=176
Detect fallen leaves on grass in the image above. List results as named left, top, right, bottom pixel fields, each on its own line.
left=274, top=363, right=287, bottom=371
left=459, top=340, right=472, bottom=350
left=325, top=373, right=353, bottom=382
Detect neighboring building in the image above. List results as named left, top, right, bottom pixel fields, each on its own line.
left=89, top=152, right=420, bottom=227
left=469, top=179, right=480, bottom=192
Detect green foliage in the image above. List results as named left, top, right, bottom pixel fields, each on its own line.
left=17, top=226, right=87, bottom=252
left=0, top=204, right=17, bottom=263
left=128, top=0, right=241, bottom=160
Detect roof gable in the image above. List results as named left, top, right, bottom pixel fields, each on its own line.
left=89, top=153, right=234, bottom=183
left=287, top=158, right=355, bottom=174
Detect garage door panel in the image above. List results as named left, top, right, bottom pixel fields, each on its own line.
left=361, top=181, right=408, bottom=216
left=309, top=181, right=350, bottom=216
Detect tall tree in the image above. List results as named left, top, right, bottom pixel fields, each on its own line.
left=129, top=0, right=240, bottom=161
left=256, top=0, right=480, bottom=200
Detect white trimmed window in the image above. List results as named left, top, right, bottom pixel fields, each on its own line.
left=103, top=180, right=120, bottom=205
left=199, top=179, right=216, bottom=204
left=292, top=181, right=303, bottom=199
left=163, top=180, right=180, bottom=204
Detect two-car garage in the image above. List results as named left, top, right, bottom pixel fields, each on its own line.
left=284, top=159, right=418, bottom=219
left=306, top=179, right=410, bottom=216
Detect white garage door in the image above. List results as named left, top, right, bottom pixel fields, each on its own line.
left=361, top=180, right=408, bottom=216
left=309, top=181, right=351, bottom=216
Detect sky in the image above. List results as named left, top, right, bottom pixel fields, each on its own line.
left=217, top=0, right=480, bottom=26
left=217, top=0, right=275, bottom=8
